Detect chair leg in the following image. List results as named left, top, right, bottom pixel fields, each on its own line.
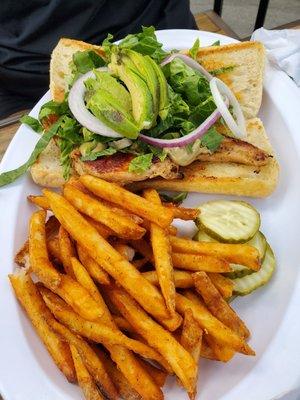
left=254, top=0, right=270, bottom=30
left=213, top=0, right=224, bottom=16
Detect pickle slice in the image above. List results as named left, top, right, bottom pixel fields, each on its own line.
left=232, top=244, right=275, bottom=296
left=196, top=200, right=260, bottom=243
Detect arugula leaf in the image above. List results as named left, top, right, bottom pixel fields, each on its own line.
left=210, top=65, right=235, bottom=76
left=159, top=191, right=188, bottom=204
left=0, top=118, right=62, bottom=187
left=201, top=127, right=224, bottom=152
left=20, top=115, right=43, bottom=133
left=211, top=40, right=220, bottom=46
left=81, top=147, right=117, bottom=162
left=189, top=38, right=200, bottom=60
left=128, top=153, right=153, bottom=173
left=39, top=100, right=70, bottom=120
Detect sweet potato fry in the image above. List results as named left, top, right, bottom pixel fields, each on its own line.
left=40, top=288, right=168, bottom=366
left=77, top=244, right=110, bottom=285
left=143, top=270, right=194, bottom=288
left=70, top=345, right=104, bottom=400
left=79, top=175, right=174, bottom=228
left=181, top=309, right=203, bottom=364
left=207, top=273, right=234, bottom=300
left=29, top=210, right=61, bottom=289
left=170, top=236, right=260, bottom=271
left=114, top=243, right=135, bottom=261
left=9, top=273, right=76, bottom=383
left=105, top=285, right=197, bottom=399
left=27, top=195, right=50, bottom=210
left=172, top=252, right=231, bottom=273
left=44, top=314, right=118, bottom=399
left=193, top=272, right=250, bottom=338
left=144, top=188, right=176, bottom=316
left=64, top=184, right=146, bottom=240
left=43, top=190, right=176, bottom=326
left=58, top=226, right=76, bottom=277
left=54, top=274, right=104, bottom=321
left=164, top=203, right=199, bottom=220
left=176, top=291, right=254, bottom=356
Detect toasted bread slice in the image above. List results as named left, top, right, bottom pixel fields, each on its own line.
left=50, top=38, right=105, bottom=102
left=195, top=42, right=265, bottom=119
left=30, top=139, right=74, bottom=187
left=128, top=118, right=279, bottom=198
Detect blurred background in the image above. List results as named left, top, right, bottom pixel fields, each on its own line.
left=191, top=0, right=300, bottom=38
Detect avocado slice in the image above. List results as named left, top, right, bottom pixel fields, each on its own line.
left=146, top=56, right=170, bottom=120
left=109, top=50, right=154, bottom=130
left=124, top=50, right=160, bottom=120
left=87, top=89, right=139, bottom=139
left=84, top=71, right=132, bottom=112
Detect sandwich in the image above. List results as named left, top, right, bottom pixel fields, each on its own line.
left=0, top=27, right=279, bottom=197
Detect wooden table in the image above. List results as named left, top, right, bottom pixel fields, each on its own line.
left=1, top=15, right=299, bottom=162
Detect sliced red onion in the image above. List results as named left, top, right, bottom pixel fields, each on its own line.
left=160, top=53, right=213, bottom=81
left=210, top=77, right=246, bottom=138
left=139, top=108, right=221, bottom=148
left=68, top=67, right=123, bottom=138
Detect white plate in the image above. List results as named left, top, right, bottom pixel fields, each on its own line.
left=1, top=30, right=300, bottom=400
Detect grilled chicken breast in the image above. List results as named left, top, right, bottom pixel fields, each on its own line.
left=196, top=136, right=271, bottom=166
left=72, top=150, right=180, bottom=184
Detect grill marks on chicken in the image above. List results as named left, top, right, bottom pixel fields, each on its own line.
left=196, top=137, right=271, bottom=166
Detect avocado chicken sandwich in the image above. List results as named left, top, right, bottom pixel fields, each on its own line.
left=0, top=27, right=278, bottom=197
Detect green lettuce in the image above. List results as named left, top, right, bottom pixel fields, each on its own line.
left=0, top=118, right=62, bottom=187
left=201, top=127, right=224, bottom=152
left=81, top=146, right=117, bottom=162
left=189, top=38, right=200, bottom=60
left=102, top=26, right=168, bottom=63
left=39, top=99, right=70, bottom=121
left=20, top=115, right=43, bottom=133
left=128, top=153, right=153, bottom=173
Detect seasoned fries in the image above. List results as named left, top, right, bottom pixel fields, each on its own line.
left=70, top=345, right=104, bottom=400
left=29, top=210, right=61, bottom=289
left=143, top=270, right=194, bottom=289
left=79, top=175, right=174, bottom=227
left=170, top=236, right=261, bottom=270
left=144, top=188, right=176, bottom=316
left=28, top=195, right=50, bottom=210
left=105, top=285, right=198, bottom=398
left=11, top=174, right=261, bottom=400
left=43, top=189, right=176, bottom=325
left=64, top=183, right=146, bottom=240
left=58, top=226, right=76, bottom=277
left=77, top=244, right=110, bottom=285
left=193, top=272, right=250, bottom=338
left=9, top=273, right=76, bottom=383
left=40, top=287, right=169, bottom=367
left=172, top=252, right=232, bottom=272
left=176, top=292, right=254, bottom=355
left=181, top=309, right=203, bottom=364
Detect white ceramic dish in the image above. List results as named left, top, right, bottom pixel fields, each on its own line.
left=1, top=30, right=300, bottom=400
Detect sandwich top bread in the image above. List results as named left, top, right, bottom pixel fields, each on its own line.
left=0, top=27, right=279, bottom=197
